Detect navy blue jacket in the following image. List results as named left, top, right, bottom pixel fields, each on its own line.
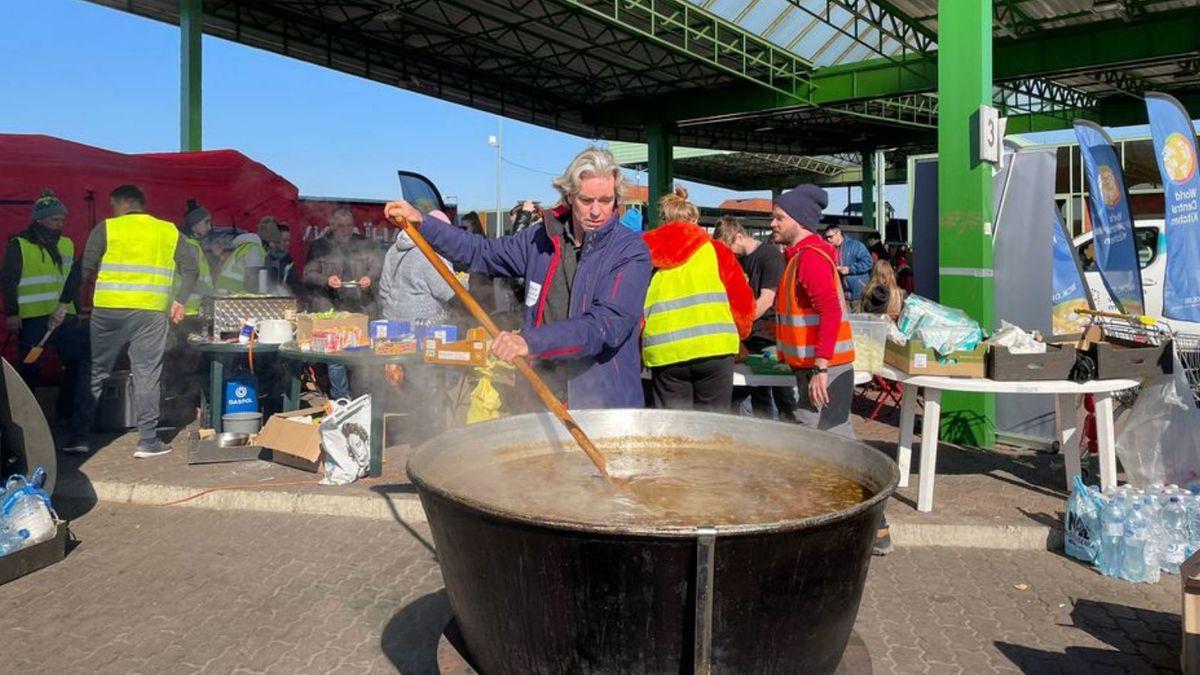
left=838, top=236, right=874, bottom=300
left=418, top=211, right=651, bottom=409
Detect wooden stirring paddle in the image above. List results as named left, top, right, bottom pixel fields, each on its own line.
left=386, top=212, right=609, bottom=477
left=22, top=328, right=55, bottom=364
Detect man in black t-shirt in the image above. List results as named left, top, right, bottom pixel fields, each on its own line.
left=714, top=218, right=796, bottom=421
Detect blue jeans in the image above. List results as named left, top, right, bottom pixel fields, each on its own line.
left=327, top=363, right=351, bottom=401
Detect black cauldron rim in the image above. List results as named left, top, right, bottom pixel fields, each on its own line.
left=407, top=409, right=900, bottom=539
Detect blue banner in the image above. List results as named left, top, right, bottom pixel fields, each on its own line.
left=1146, top=92, right=1200, bottom=323
left=1050, top=209, right=1093, bottom=335
left=1073, top=121, right=1146, bottom=315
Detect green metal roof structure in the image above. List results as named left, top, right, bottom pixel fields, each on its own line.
left=609, top=141, right=891, bottom=189
left=87, top=0, right=1200, bottom=156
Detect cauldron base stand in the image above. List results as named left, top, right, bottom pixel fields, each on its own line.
left=435, top=616, right=872, bottom=674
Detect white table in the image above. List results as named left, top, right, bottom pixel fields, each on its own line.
left=876, top=365, right=1140, bottom=512
left=732, top=363, right=871, bottom=388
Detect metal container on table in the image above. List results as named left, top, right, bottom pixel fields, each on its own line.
left=407, top=409, right=898, bottom=675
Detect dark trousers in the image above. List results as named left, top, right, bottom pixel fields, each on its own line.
left=746, top=385, right=798, bottom=422
left=77, top=308, right=169, bottom=443
left=794, top=362, right=856, bottom=438
left=738, top=336, right=796, bottom=421
left=16, top=315, right=90, bottom=426
left=651, top=355, right=735, bottom=412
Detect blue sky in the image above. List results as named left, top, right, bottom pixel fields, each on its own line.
left=1, top=0, right=788, bottom=213
left=10, top=1, right=1169, bottom=220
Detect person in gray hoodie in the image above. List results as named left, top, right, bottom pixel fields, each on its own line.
left=378, top=217, right=456, bottom=323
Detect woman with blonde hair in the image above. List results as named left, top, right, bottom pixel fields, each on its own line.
left=859, top=259, right=906, bottom=320
left=640, top=186, right=754, bottom=411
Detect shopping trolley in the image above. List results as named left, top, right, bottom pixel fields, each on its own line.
left=1077, top=308, right=1200, bottom=405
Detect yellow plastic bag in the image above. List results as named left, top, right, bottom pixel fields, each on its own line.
left=466, top=360, right=509, bottom=424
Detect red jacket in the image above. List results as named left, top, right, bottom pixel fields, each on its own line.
left=784, top=234, right=844, bottom=361
left=643, top=221, right=755, bottom=339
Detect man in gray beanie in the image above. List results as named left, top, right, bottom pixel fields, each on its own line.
left=771, top=183, right=892, bottom=555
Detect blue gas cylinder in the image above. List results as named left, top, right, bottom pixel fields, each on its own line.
left=224, top=374, right=259, bottom=414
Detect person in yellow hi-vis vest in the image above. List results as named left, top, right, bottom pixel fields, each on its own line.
left=177, top=199, right=214, bottom=318
left=62, top=185, right=199, bottom=458
left=1, top=189, right=90, bottom=448
left=640, top=187, right=755, bottom=411
left=213, top=229, right=265, bottom=295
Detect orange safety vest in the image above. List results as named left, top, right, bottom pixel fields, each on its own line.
left=775, top=245, right=855, bottom=369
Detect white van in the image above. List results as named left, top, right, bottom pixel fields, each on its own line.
left=1072, top=219, right=1200, bottom=334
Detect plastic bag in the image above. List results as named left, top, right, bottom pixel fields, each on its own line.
left=1064, top=475, right=1102, bottom=564
left=467, top=362, right=505, bottom=424
left=896, top=294, right=983, bottom=356
left=318, top=394, right=371, bottom=486
left=1115, top=354, right=1200, bottom=489
left=986, top=321, right=1046, bottom=355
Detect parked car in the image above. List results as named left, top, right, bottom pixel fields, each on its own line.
left=1073, top=219, right=1200, bottom=334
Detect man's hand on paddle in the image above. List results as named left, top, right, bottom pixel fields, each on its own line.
left=490, top=331, right=530, bottom=363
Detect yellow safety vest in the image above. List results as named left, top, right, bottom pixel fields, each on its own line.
left=642, top=242, right=739, bottom=367
left=94, top=213, right=179, bottom=311
left=14, top=236, right=76, bottom=319
left=215, top=241, right=262, bottom=294
left=176, top=236, right=213, bottom=316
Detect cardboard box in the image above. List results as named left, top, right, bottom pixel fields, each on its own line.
left=370, top=320, right=411, bottom=341
left=417, top=324, right=458, bottom=343
left=295, top=312, right=369, bottom=344
left=424, top=338, right=488, bottom=367
left=987, top=342, right=1078, bottom=381
left=885, top=338, right=986, bottom=377
left=256, top=407, right=324, bottom=473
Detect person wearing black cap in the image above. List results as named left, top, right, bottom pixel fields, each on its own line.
left=1, top=189, right=90, bottom=449
left=771, top=183, right=891, bottom=555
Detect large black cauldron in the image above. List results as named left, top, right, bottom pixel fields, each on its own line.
left=408, top=409, right=898, bottom=674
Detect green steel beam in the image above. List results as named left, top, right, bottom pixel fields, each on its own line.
left=937, top=0, right=994, bottom=448
left=180, top=0, right=202, bottom=151
left=557, top=0, right=812, bottom=99
left=860, top=149, right=875, bottom=227
left=647, top=122, right=675, bottom=229
left=589, top=9, right=1200, bottom=126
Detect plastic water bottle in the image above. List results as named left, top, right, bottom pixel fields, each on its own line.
left=1, top=485, right=55, bottom=546
left=1122, top=504, right=1160, bottom=583
left=1188, top=495, right=1200, bottom=556
left=1162, top=496, right=1189, bottom=574
left=1143, top=495, right=1163, bottom=571
left=1099, top=496, right=1126, bottom=577
left=0, top=528, right=30, bottom=556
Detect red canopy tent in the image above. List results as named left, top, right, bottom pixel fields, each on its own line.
left=0, top=134, right=303, bottom=272
left=0, top=134, right=306, bottom=363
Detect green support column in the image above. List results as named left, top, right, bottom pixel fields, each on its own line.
left=860, top=150, right=875, bottom=228
left=180, top=0, right=202, bottom=151
left=938, top=0, right=995, bottom=447
left=646, top=122, right=674, bottom=229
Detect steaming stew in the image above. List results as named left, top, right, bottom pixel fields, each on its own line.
left=440, top=437, right=873, bottom=528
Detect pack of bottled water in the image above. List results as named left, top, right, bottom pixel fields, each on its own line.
left=1066, top=479, right=1200, bottom=583
left=0, top=467, right=57, bottom=556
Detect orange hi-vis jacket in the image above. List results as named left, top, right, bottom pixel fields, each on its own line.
left=775, top=240, right=855, bottom=369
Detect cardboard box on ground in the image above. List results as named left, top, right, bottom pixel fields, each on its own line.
left=256, top=407, right=325, bottom=472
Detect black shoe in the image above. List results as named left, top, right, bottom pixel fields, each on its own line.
left=872, top=525, right=894, bottom=556
left=61, top=437, right=90, bottom=456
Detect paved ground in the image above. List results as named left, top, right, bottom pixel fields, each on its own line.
left=7, top=502, right=1182, bottom=674
left=52, top=391, right=1079, bottom=548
